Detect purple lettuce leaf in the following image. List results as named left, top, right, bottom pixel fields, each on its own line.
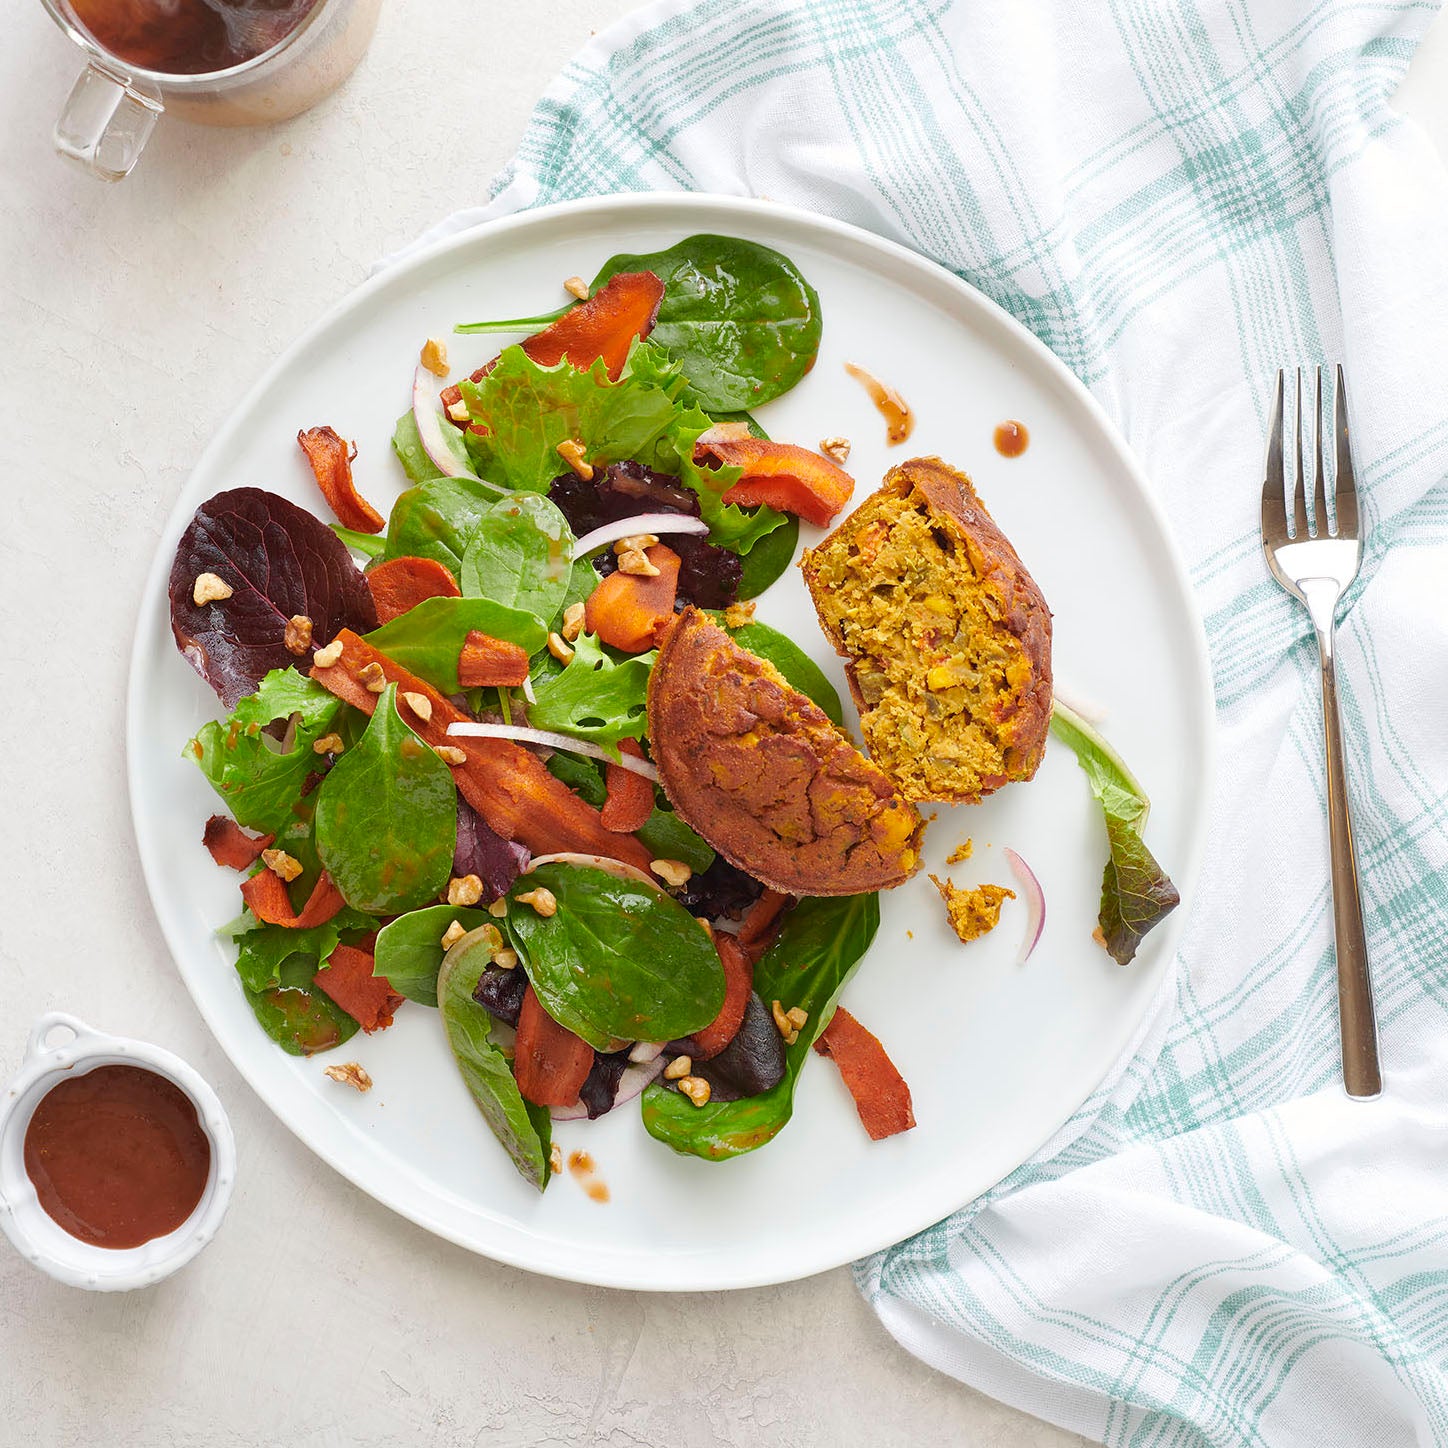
left=454, top=796, right=529, bottom=903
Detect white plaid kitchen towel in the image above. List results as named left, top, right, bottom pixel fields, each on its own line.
left=401, top=1, right=1448, bottom=1442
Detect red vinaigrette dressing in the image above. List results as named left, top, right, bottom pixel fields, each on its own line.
left=994, top=420, right=1030, bottom=457
left=23, top=1064, right=211, bottom=1249
left=567, top=1150, right=610, bottom=1204
left=844, top=363, right=914, bottom=445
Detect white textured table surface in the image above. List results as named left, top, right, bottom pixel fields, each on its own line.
left=3, top=6, right=1445, bottom=1445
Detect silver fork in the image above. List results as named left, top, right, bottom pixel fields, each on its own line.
left=1261, top=365, right=1381, bottom=1099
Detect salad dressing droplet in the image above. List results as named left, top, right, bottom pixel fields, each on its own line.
left=567, top=1149, right=610, bottom=1203
left=844, top=363, right=914, bottom=445
left=993, top=420, right=1029, bottom=457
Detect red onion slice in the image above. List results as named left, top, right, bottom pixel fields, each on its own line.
left=446, top=722, right=659, bottom=780
left=550, top=1055, right=667, bottom=1121
left=571, top=513, right=710, bottom=560
left=1004, top=847, right=1045, bottom=965
left=1051, top=682, right=1107, bottom=724
left=412, top=363, right=500, bottom=486
left=526, top=853, right=661, bottom=890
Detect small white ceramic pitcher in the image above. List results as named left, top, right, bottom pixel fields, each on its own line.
left=0, top=1012, right=236, bottom=1291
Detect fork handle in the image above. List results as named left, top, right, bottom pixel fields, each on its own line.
left=1315, top=624, right=1382, bottom=1099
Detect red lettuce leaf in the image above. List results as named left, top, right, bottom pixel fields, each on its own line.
left=169, top=488, right=378, bottom=709
left=453, top=796, right=529, bottom=903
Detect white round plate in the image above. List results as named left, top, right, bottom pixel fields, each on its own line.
left=128, top=194, right=1212, bottom=1291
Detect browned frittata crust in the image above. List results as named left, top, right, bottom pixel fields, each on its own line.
left=646, top=608, right=925, bottom=896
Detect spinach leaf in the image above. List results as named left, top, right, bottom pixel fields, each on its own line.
left=458, top=494, right=575, bottom=622
left=391, top=410, right=448, bottom=484
left=642, top=892, right=879, bottom=1159
left=504, top=863, right=724, bottom=1050
left=315, top=685, right=457, bottom=914
left=373, top=904, right=493, bottom=1007
left=437, top=933, right=552, bottom=1191
left=725, top=620, right=844, bottom=725
left=526, top=631, right=653, bottom=750
left=244, top=954, right=360, bottom=1056
left=635, top=807, right=715, bottom=875
left=544, top=751, right=607, bottom=806
left=330, top=524, right=387, bottom=561
left=591, top=235, right=823, bottom=411
left=363, top=597, right=546, bottom=695
left=384, top=477, right=504, bottom=574
left=736, top=514, right=799, bottom=600
left=228, top=905, right=372, bottom=993
left=189, top=668, right=343, bottom=836
left=1049, top=701, right=1180, bottom=965
left=458, top=345, right=785, bottom=555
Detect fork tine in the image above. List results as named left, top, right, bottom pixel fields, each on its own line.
left=1334, top=363, right=1359, bottom=539
left=1261, top=368, right=1288, bottom=545
left=1312, top=365, right=1329, bottom=535
left=1291, top=367, right=1310, bottom=538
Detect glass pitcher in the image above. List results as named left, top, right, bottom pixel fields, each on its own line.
left=41, top=0, right=382, bottom=181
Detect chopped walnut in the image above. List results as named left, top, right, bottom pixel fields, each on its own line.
left=261, top=848, right=303, bottom=882
left=546, top=632, right=575, bottom=664
left=560, top=602, right=586, bottom=642
left=420, top=336, right=449, bottom=377
left=650, top=859, right=692, bottom=889
left=613, top=533, right=659, bottom=554
left=1091, top=925, right=1109, bottom=950
left=771, top=999, right=800, bottom=1045
left=723, top=600, right=756, bottom=630
left=192, top=572, right=232, bottom=606
left=357, top=661, right=387, bottom=693
left=401, top=690, right=433, bottom=722
left=550, top=1142, right=564, bottom=1174
left=447, top=874, right=484, bottom=907
left=516, top=886, right=558, bottom=918
left=819, top=436, right=852, bottom=465
left=492, top=947, right=519, bottom=970
left=311, top=732, right=345, bottom=756
left=786, top=1006, right=808, bottom=1031
left=563, top=275, right=590, bottom=301
left=663, top=1055, right=692, bottom=1080
left=556, top=438, right=593, bottom=480
left=284, top=614, right=313, bottom=656
left=323, top=1061, right=372, bottom=1093
left=434, top=745, right=467, bottom=765
left=677, top=1075, right=712, bottom=1107
left=440, top=919, right=468, bottom=951
left=616, top=548, right=659, bottom=577
left=446, top=398, right=471, bottom=423
left=312, top=639, right=343, bottom=669
left=487, top=898, right=509, bottom=918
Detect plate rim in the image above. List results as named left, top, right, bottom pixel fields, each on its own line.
left=125, top=191, right=1215, bottom=1291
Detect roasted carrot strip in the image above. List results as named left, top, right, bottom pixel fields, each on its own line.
left=310, top=630, right=653, bottom=869
left=366, top=556, right=461, bottom=624
left=313, top=940, right=403, bottom=1032
left=813, top=1006, right=915, bottom=1141
left=583, top=544, right=680, bottom=653
left=203, top=814, right=274, bottom=870
left=514, top=985, right=594, bottom=1107
left=600, top=739, right=654, bottom=833
left=457, top=629, right=531, bottom=688
left=737, top=889, right=793, bottom=962
left=297, top=426, right=385, bottom=533
left=440, top=271, right=665, bottom=413
left=697, top=437, right=855, bottom=527
left=240, top=869, right=346, bottom=929
left=690, top=932, right=753, bottom=1061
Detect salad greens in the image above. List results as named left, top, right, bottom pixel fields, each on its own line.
left=735, top=513, right=799, bottom=600
left=527, top=632, right=653, bottom=750
left=373, top=904, right=494, bottom=1007
left=315, top=685, right=457, bottom=915
left=457, top=234, right=823, bottom=414
left=331, top=524, right=387, bottom=561
left=392, top=410, right=449, bottom=484
left=438, top=933, right=553, bottom=1191
left=1049, top=701, right=1180, bottom=965
left=503, top=863, right=725, bottom=1051
left=245, top=954, right=361, bottom=1057
left=228, top=906, right=372, bottom=994
left=458, top=494, right=575, bottom=622
left=642, top=892, right=881, bottom=1159
left=189, top=669, right=343, bottom=838
left=384, top=476, right=502, bottom=573
left=362, top=597, right=546, bottom=695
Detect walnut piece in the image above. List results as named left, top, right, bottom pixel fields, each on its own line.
left=420, top=336, right=450, bottom=378
left=192, top=572, right=232, bottom=606
left=323, top=1061, right=373, bottom=1093
left=284, top=614, right=313, bottom=656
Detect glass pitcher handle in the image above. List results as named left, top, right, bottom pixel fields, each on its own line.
left=54, top=62, right=163, bottom=182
